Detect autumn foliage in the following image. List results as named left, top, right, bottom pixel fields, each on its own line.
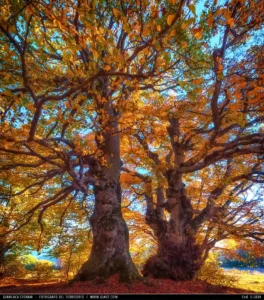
left=0, top=0, right=264, bottom=286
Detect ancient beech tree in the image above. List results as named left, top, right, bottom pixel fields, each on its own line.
left=0, top=0, right=207, bottom=281
left=121, top=1, right=264, bottom=280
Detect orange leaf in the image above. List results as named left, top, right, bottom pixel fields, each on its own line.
left=227, top=18, right=234, bottom=27
left=104, top=65, right=111, bottom=71
left=194, top=30, right=203, bottom=39
left=113, top=8, right=119, bottom=17
left=167, top=15, right=174, bottom=26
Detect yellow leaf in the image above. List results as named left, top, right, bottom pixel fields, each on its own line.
left=115, top=54, right=123, bottom=63
left=5, top=73, right=11, bottom=80
left=104, top=65, right=111, bottom=71
left=194, top=30, right=203, bottom=39
left=91, top=49, right=99, bottom=59
left=179, top=81, right=185, bottom=88
left=182, top=41, right=188, bottom=48
left=157, top=25, right=161, bottom=32
left=167, top=15, right=174, bottom=26
left=181, top=22, right=188, bottom=29
left=227, top=18, right=234, bottom=27
left=3, top=90, right=12, bottom=97
left=192, top=78, right=204, bottom=85
left=188, top=4, right=196, bottom=16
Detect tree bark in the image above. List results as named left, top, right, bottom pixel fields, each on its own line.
left=142, top=118, right=205, bottom=280
left=0, top=238, right=12, bottom=279
left=75, top=81, right=139, bottom=282
left=143, top=178, right=203, bottom=280
left=143, top=233, right=202, bottom=281
left=0, top=239, right=5, bottom=279
left=76, top=184, right=139, bottom=282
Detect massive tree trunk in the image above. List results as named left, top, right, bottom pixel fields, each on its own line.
left=143, top=237, right=202, bottom=281
left=142, top=181, right=203, bottom=281
left=142, top=171, right=222, bottom=280
left=142, top=118, right=204, bottom=280
left=76, top=184, right=139, bottom=282
left=75, top=80, right=139, bottom=282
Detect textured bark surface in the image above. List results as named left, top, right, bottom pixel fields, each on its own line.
left=75, top=81, right=139, bottom=282
left=76, top=185, right=139, bottom=282
left=145, top=183, right=202, bottom=280
left=143, top=173, right=202, bottom=280
left=142, top=237, right=202, bottom=280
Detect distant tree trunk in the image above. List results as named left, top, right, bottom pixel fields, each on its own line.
left=0, top=239, right=5, bottom=279
left=65, top=244, right=73, bottom=281
left=75, top=82, right=139, bottom=282
left=0, top=238, right=13, bottom=279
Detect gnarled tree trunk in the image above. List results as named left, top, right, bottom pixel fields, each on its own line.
left=142, top=181, right=203, bottom=281
left=76, top=183, right=139, bottom=282
left=75, top=81, right=139, bottom=282
left=141, top=117, right=222, bottom=280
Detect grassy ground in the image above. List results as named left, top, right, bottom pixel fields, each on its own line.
left=223, top=268, right=264, bottom=293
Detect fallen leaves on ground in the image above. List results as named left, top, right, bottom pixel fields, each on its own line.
left=0, top=276, right=256, bottom=294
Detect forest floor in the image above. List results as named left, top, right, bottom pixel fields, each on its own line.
left=0, top=275, right=260, bottom=294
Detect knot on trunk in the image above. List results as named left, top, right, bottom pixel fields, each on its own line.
left=97, top=216, right=118, bottom=241
left=161, top=196, right=179, bottom=212
left=160, top=201, right=174, bottom=213
left=166, top=186, right=180, bottom=198
left=145, top=212, right=156, bottom=223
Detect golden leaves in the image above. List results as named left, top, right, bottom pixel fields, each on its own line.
left=113, top=8, right=119, bottom=18
left=97, top=95, right=107, bottom=103
left=240, top=82, right=247, bottom=89
left=3, top=90, right=12, bottom=97
left=104, top=65, right=111, bottom=71
left=227, top=18, right=235, bottom=27
left=188, top=4, right=196, bottom=16
left=120, top=173, right=141, bottom=185
left=193, top=28, right=203, bottom=39
left=167, top=15, right=174, bottom=26
left=181, top=41, right=188, bottom=49
left=192, top=78, right=204, bottom=85
left=91, top=49, right=99, bottom=59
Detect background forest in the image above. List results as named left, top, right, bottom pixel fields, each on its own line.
left=0, top=0, right=264, bottom=294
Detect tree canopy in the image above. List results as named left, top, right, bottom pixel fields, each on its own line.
left=0, top=0, right=263, bottom=282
